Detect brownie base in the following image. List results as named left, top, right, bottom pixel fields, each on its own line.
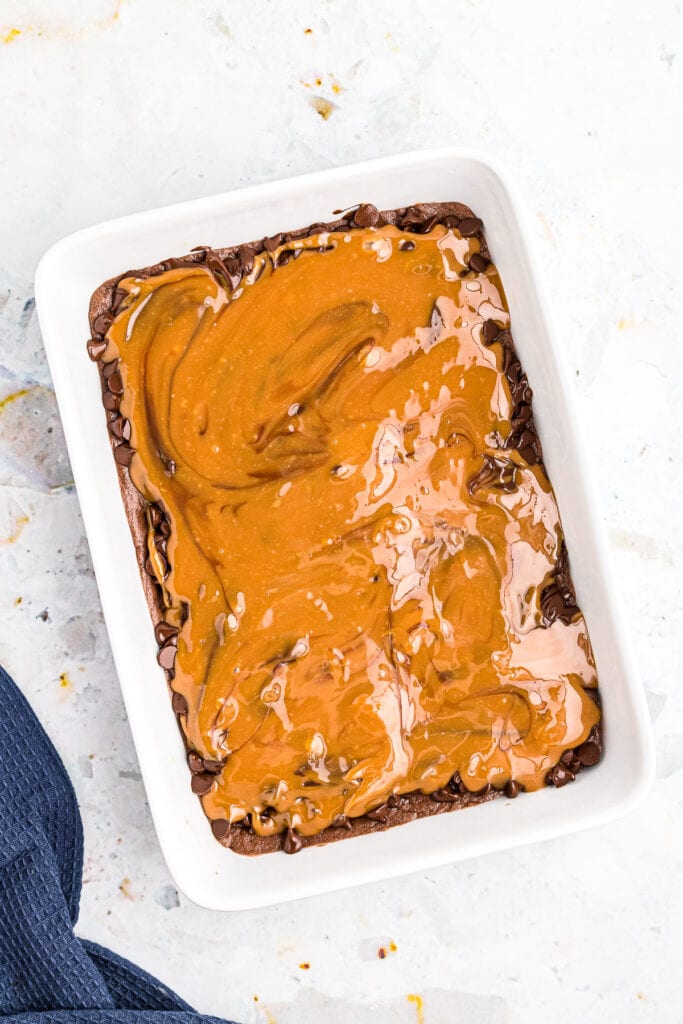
left=88, top=201, right=602, bottom=855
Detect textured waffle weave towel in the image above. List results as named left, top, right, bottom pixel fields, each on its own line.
left=0, top=664, right=236, bottom=1024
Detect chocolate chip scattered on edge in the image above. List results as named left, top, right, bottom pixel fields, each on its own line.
left=157, top=643, right=176, bottom=671
left=154, top=621, right=179, bottom=645
left=576, top=741, right=600, bottom=766
left=171, top=692, right=188, bottom=716
left=283, top=827, right=304, bottom=854
left=483, top=319, right=501, bottom=344
left=114, top=443, right=135, bottom=467
left=504, top=780, right=521, bottom=799
left=110, top=417, right=131, bottom=441
left=87, top=338, right=108, bottom=361
left=191, top=772, right=215, bottom=796
left=107, top=372, right=124, bottom=395
left=365, top=802, right=389, bottom=822
left=211, top=819, right=232, bottom=842
left=102, top=391, right=120, bottom=411
left=548, top=764, right=575, bottom=788
left=111, top=287, right=128, bottom=313
left=188, top=752, right=204, bottom=773
left=92, top=312, right=114, bottom=336
left=458, top=216, right=483, bottom=237
left=468, top=252, right=488, bottom=273
left=353, top=204, right=380, bottom=228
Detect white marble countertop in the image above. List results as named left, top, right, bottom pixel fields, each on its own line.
left=1, top=2, right=681, bottom=1022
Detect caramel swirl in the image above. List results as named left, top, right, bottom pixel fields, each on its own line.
left=104, top=224, right=600, bottom=839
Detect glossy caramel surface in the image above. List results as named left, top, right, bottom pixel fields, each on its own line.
left=105, top=224, right=600, bottom=838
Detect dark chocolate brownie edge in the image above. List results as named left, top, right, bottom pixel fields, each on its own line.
left=87, top=202, right=602, bottom=856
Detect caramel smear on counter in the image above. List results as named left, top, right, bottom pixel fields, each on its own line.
left=105, top=223, right=600, bottom=838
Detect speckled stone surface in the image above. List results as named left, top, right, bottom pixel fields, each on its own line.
left=0, top=2, right=681, bottom=1022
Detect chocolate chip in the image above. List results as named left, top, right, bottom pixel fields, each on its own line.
left=203, top=759, right=223, bottom=774
left=154, top=621, right=179, bottom=645
left=414, top=214, right=440, bottom=234
left=107, top=372, right=124, bottom=395
left=211, top=819, right=232, bottom=842
left=114, top=443, right=134, bottom=466
left=576, top=741, right=600, bottom=766
left=111, top=287, right=127, bottom=313
left=102, top=391, right=120, bottom=411
left=483, top=319, right=501, bottom=344
left=504, top=779, right=521, bottom=799
left=458, top=217, right=483, bottom=237
left=353, top=204, right=380, bottom=228
left=513, top=402, right=533, bottom=427
left=560, top=750, right=575, bottom=766
left=263, top=233, right=283, bottom=252
left=188, top=752, right=204, bottom=773
left=283, top=827, right=303, bottom=854
left=402, top=206, right=425, bottom=227
left=516, top=431, right=541, bottom=466
left=109, top=417, right=131, bottom=441
left=332, top=813, right=352, bottom=830
left=170, top=694, right=187, bottom=719
left=399, top=239, right=416, bottom=251
left=365, top=802, right=389, bottom=822
left=191, top=772, right=215, bottom=796
left=547, top=764, right=575, bottom=788
left=148, top=504, right=163, bottom=527
left=92, top=311, right=114, bottom=336
left=541, top=586, right=568, bottom=626
left=157, top=643, right=176, bottom=671
left=238, top=246, right=255, bottom=273
left=87, top=338, right=108, bottom=361
left=468, top=252, right=488, bottom=273
left=154, top=519, right=170, bottom=541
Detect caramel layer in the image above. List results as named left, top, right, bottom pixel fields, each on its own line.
left=103, top=223, right=600, bottom=839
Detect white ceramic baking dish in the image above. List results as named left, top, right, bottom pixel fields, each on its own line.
left=35, top=149, right=654, bottom=911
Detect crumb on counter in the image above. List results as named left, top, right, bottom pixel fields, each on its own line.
left=119, top=877, right=135, bottom=900
left=312, top=96, right=336, bottom=119
left=407, top=994, right=424, bottom=1023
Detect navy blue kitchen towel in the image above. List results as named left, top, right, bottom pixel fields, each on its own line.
left=0, top=664, right=236, bottom=1024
